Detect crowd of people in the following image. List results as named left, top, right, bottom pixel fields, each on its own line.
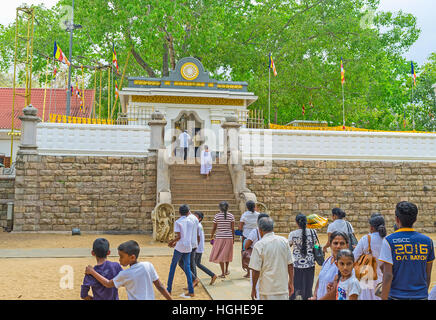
left=81, top=200, right=435, bottom=301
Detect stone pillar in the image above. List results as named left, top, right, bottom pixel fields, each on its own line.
left=221, top=115, right=242, bottom=165
left=148, top=111, right=171, bottom=205
left=18, top=105, right=41, bottom=155
left=221, top=115, right=260, bottom=213
left=148, top=111, right=167, bottom=152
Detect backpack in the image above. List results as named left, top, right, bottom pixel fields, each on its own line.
left=354, top=234, right=378, bottom=281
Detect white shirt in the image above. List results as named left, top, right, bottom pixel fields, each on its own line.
left=174, top=216, right=193, bottom=253
left=317, top=256, right=356, bottom=299
left=178, top=132, right=191, bottom=148
left=187, top=213, right=200, bottom=249
left=113, top=262, right=159, bottom=300
left=327, top=219, right=354, bottom=234
left=248, top=232, right=294, bottom=296
left=337, top=275, right=361, bottom=300
left=197, top=223, right=205, bottom=253
left=240, top=211, right=260, bottom=238
left=316, top=256, right=338, bottom=299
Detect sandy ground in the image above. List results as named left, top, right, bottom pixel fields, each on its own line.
left=0, top=230, right=211, bottom=300
left=0, top=230, right=435, bottom=300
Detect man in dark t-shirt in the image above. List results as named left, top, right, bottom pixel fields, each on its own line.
left=379, top=202, right=434, bottom=300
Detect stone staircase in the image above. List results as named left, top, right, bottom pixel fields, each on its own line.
left=170, top=163, right=240, bottom=239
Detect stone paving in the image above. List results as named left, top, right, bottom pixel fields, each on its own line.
left=0, top=241, right=250, bottom=300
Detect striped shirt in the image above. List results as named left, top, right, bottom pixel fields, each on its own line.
left=213, top=212, right=235, bottom=239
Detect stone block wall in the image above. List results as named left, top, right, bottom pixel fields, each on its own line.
left=245, top=160, right=436, bottom=234
left=0, top=175, right=15, bottom=229
left=13, top=154, right=156, bottom=232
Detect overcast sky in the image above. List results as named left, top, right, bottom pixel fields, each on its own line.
left=1, top=0, right=435, bottom=66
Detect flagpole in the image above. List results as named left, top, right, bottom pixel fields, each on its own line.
left=268, top=65, right=271, bottom=127
left=412, top=84, right=415, bottom=131
left=342, top=83, right=345, bottom=128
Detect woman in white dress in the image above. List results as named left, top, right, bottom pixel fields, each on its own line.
left=200, top=145, right=213, bottom=179
left=353, top=213, right=386, bottom=300
left=310, top=231, right=349, bottom=300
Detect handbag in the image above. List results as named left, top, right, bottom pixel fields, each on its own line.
left=311, top=229, right=325, bottom=266
left=354, top=234, right=378, bottom=281
left=346, top=221, right=358, bottom=251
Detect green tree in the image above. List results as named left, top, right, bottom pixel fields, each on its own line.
left=0, top=0, right=424, bottom=129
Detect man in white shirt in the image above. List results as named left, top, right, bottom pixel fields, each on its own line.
left=178, top=209, right=200, bottom=288
left=167, top=204, right=196, bottom=297
left=178, top=130, right=191, bottom=161
left=249, top=217, right=294, bottom=300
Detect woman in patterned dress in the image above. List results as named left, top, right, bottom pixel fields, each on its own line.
left=288, top=213, right=316, bottom=300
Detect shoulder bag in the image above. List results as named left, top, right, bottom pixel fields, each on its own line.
left=346, top=221, right=358, bottom=251
left=311, top=229, right=325, bottom=266
left=354, top=234, right=378, bottom=281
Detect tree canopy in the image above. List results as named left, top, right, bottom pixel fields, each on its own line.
left=0, top=0, right=434, bottom=130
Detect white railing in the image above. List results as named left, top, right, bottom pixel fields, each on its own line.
left=240, top=128, right=436, bottom=162
left=36, top=123, right=151, bottom=157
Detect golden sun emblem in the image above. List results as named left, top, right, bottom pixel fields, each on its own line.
left=181, top=62, right=199, bottom=81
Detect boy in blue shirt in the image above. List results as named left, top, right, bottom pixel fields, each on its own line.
left=379, top=201, right=434, bottom=300
left=81, top=238, right=123, bottom=300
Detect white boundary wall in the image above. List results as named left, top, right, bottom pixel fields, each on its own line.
left=33, top=125, right=436, bottom=161
left=240, top=128, right=436, bottom=162
left=36, top=123, right=151, bottom=157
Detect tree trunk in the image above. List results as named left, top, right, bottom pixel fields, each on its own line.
left=162, top=41, right=169, bottom=77
left=131, top=46, right=157, bottom=78
left=166, top=33, right=176, bottom=70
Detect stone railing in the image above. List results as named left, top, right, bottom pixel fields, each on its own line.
left=240, top=128, right=436, bottom=162
left=36, top=122, right=151, bottom=157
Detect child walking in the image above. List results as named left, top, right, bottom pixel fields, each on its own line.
left=85, top=240, right=172, bottom=300
left=81, top=238, right=123, bottom=300
left=322, top=249, right=361, bottom=300
left=194, top=211, right=217, bottom=285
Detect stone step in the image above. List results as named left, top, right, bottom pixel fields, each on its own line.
left=171, top=185, right=234, bottom=198
left=172, top=195, right=236, bottom=208
left=171, top=177, right=233, bottom=184
left=172, top=204, right=239, bottom=211
left=171, top=184, right=234, bottom=191
left=170, top=165, right=229, bottom=172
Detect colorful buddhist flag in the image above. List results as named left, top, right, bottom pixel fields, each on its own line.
left=53, top=41, right=70, bottom=66
left=269, top=53, right=277, bottom=76
left=302, top=104, right=305, bottom=116
left=112, top=44, right=119, bottom=73
left=411, top=61, right=416, bottom=86
left=115, top=79, right=119, bottom=99
left=53, top=67, right=57, bottom=80
left=341, top=57, right=345, bottom=85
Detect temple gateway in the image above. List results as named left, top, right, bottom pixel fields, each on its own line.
left=118, top=57, right=258, bottom=158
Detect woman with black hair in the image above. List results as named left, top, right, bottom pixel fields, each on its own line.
left=353, top=212, right=387, bottom=300
left=209, top=201, right=235, bottom=278
left=310, top=231, right=350, bottom=300
left=323, top=208, right=356, bottom=253
left=288, top=213, right=316, bottom=300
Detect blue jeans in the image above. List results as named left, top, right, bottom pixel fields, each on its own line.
left=167, top=249, right=194, bottom=294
